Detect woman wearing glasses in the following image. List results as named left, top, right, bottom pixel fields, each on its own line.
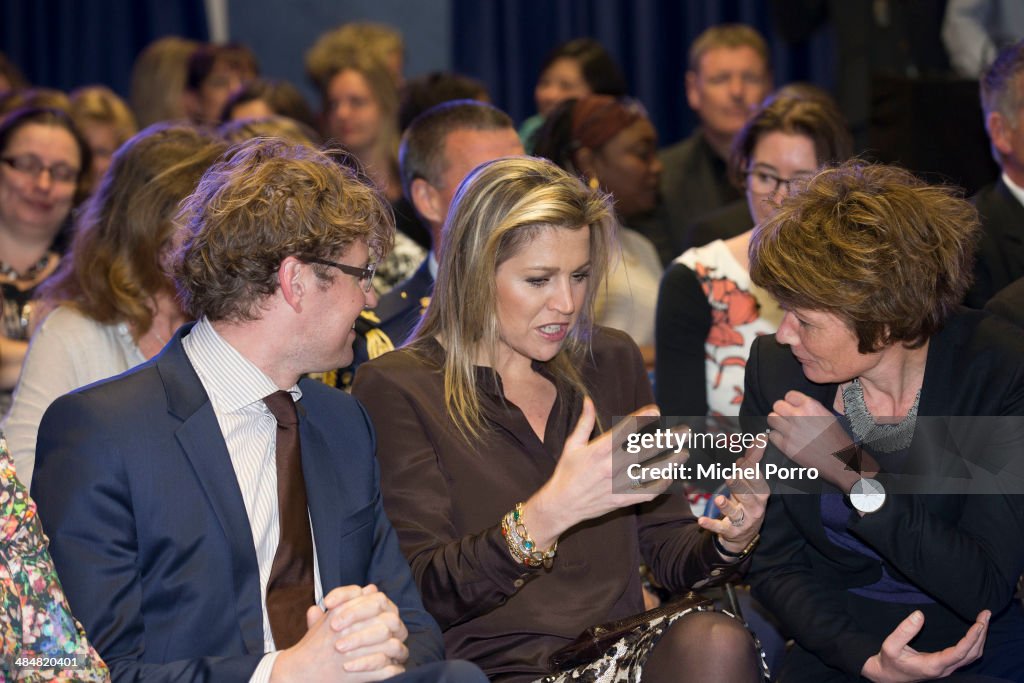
left=655, top=92, right=852, bottom=419
left=0, top=107, right=90, bottom=414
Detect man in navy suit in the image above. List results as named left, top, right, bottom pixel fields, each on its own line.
left=32, top=139, right=486, bottom=683
left=333, top=101, right=522, bottom=389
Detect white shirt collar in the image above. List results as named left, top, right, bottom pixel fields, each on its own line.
left=1002, top=172, right=1024, bottom=208
left=428, top=251, right=439, bottom=281
left=182, top=316, right=302, bottom=415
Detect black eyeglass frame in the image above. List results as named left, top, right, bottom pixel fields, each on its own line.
left=1, top=155, right=80, bottom=184
left=303, top=256, right=377, bottom=292
left=742, top=168, right=811, bottom=196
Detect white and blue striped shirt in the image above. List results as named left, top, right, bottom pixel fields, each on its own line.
left=182, top=317, right=323, bottom=681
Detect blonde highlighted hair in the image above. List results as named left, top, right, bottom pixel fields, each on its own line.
left=409, top=156, right=617, bottom=439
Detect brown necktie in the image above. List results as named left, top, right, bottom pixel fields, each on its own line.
left=263, top=390, right=315, bottom=649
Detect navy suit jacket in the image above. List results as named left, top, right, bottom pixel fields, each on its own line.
left=965, top=179, right=1024, bottom=308
left=32, top=324, right=443, bottom=682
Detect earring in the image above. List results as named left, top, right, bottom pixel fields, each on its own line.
left=588, top=176, right=600, bottom=190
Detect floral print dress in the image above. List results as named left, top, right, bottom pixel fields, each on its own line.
left=674, top=240, right=783, bottom=418
left=0, top=436, right=108, bottom=681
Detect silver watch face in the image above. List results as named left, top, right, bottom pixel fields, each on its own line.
left=849, top=477, right=886, bottom=513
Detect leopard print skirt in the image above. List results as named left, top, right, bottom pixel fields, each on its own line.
left=538, top=606, right=770, bottom=683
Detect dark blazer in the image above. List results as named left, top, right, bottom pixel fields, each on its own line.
left=986, top=276, right=1024, bottom=328
left=31, top=324, right=444, bottom=683
left=686, top=199, right=752, bottom=251
left=965, top=179, right=1024, bottom=308
left=372, top=257, right=434, bottom=350
left=741, top=309, right=1024, bottom=679
left=632, top=131, right=743, bottom=263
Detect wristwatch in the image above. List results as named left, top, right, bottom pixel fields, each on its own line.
left=848, top=477, right=886, bottom=514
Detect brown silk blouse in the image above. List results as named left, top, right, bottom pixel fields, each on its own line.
left=352, top=327, right=739, bottom=682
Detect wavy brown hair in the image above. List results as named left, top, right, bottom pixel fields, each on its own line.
left=749, top=161, right=980, bottom=353
left=409, top=156, right=616, bottom=440
left=39, top=123, right=225, bottom=336
left=173, top=138, right=394, bottom=322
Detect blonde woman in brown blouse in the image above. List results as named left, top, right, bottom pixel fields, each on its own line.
left=353, top=156, right=768, bottom=683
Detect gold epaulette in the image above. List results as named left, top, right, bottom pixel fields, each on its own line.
left=366, top=328, right=395, bottom=360
left=307, top=370, right=338, bottom=387
left=360, top=309, right=382, bottom=324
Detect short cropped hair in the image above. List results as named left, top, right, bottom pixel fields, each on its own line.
left=398, top=99, right=514, bottom=201
left=411, top=156, right=616, bottom=439
left=750, top=161, right=979, bottom=353
left=398, top=71, right=489, bottom=131
left=728, top=90, right=852, bottom=187
left=981, top=40, right=1024, bottom=123
left=173, top=139, right=394, bottom=322
left=688, top=24, right=770, bottom=73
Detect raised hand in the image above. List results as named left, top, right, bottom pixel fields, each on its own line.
left=522, top=398, right=687, bottom=549
left=697, top=439, right=770, bottom=554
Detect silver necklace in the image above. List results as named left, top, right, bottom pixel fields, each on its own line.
left=842, top=378, right=920, bottom=452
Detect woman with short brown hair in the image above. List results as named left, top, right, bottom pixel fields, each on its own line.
left=742, top=160, right=1024, bottom=682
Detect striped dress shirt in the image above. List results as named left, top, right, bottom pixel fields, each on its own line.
left=182, top=317, right=324, bottom=681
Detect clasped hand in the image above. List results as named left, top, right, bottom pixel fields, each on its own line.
left=767, top=390, right=873, bottom=492
left=272, top=584, right=409, bottom=682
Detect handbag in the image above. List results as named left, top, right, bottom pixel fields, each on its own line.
left=548, top=592, right=713, bottom=672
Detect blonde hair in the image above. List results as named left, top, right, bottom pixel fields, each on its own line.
left=320, top=50, right=400, bottom=172
left=305, top=22, right=404, bottom=92
left=69, top=85, right=138, bottom=144
left=409, top=156, right=616, bottom=439
left=688, top=24, right=769, bottom=73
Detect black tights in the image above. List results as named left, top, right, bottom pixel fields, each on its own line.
left=641, top=611, right=761, bottom=683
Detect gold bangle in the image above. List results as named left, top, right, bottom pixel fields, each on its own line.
left=501, top=502, right=557, bottom=569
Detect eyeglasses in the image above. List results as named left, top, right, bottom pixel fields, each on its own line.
left=305, top=256, right=377, bottom=292
left=2, top=155, right=80, bottom=184
left=744, top=169, right=812, bottom=196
